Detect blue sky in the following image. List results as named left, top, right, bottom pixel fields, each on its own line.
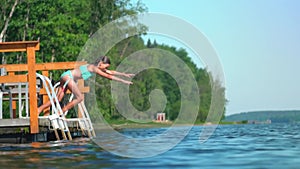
left=139, top=0, right=300, bottom=115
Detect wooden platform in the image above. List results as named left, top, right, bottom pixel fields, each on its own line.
left=0, top=118, right=81, bottom=128
left=0, top=119, right=30, bottom=127
left=0, top=117, right=88, bottom=143
left=1, top=41, right=91, bottom=134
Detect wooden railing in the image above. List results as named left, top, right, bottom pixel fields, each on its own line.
left=0, top=41, right=40, bottom=133
left=0, top=41, right=89, bottom=134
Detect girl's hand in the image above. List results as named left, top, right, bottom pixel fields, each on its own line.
left=124, top=80, right=133, bottom=85
left=124, top=73, right=135, bottom=78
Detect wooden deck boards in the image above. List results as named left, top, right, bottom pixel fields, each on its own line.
left=0, top=118, right=79, bottom=128
left=0, top=118, right=30, bottom=127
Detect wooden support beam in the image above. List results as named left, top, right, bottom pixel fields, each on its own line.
left=0, top=61, right=87, bottom=72
left=0, top=75, right=28, bottom=83
left=42, top=71, right=50, bottom=116
left=12, top=95, right=17, bottom=118
left=0, top=41, right=39, bottom=52
left=27, top=46, right=38, bottom=134
left=36, top=61, right=87, bottom=71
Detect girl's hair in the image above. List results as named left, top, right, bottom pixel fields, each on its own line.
left=93, top=56, right=111, bottom=66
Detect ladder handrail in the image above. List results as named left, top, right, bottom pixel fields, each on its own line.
left=52, top=81, right=74, bottom=117
left=36, top=73, right=72, bottom=140
left=36, top=73, right=63, bottom=116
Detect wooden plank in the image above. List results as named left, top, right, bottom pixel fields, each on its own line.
left=0, top=61, right=87, bottom=72
left=0, top=43, right=28, bottom=52
left=36, top=61, right=87, bottom=70
left=0, top=75, right=28, bottom=83
left=1, top=87, right=39, bottom=95
left=0, top=64, right=27, bottom=72
left=0, top=118, right=82, bottom=128
left=0, top=119, right=30, bottom=127
left=27, top=46, right=38, bottom=134
left=0, top=41, right=39, bottom=53
left=0, top=118, right=81, bottom=129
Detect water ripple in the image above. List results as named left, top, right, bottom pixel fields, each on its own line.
left=1, top=124, right=300, bottom=168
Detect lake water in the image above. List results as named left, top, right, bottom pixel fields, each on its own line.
left=1, top=123, right=300, bottom=169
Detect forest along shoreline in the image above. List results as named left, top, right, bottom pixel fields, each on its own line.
left=107, top=120, right=245, bottom=130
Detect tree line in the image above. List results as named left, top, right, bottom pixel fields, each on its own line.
left=0, top=0, right=226, bottom=122
left=225, top=110, right=300, bottom=123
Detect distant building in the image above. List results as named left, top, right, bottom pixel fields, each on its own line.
left=156, top=113, right=166, bottom=122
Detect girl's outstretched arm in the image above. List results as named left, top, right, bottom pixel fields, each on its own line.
left=105, top=70, right=135, bottom=78
left=94, top=67, right=133, bottom=85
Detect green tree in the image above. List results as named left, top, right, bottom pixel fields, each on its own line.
left=1, top=0, right=226, bottom=122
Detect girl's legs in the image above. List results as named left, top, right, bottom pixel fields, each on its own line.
left=38, top=100, right=52, bottom=115
left=37, top=75, right=83, bottom=115
left=38, top=79, right=67, bottom=115
left=61, top=79, right=83, bottom=113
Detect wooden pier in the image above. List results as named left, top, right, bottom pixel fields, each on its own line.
left=0, top=41, right=93, bottom=143
left=0, top=118, right=85, bottom=143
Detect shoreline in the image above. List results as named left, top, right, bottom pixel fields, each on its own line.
left=111, top=121, right=173, bottom=130
left=108, top=121, right=240, bottom=130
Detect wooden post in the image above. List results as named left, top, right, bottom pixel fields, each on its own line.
left=77, top=79, right=84, bottom=118
left=42, top=71, right=50, bottom=116
left=27, top=45, right=38, bottom=133
left=12, top=94, right=17, bottom=118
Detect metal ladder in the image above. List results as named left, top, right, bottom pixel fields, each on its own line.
left=36, top=73, right=72, bottom=141
left=53, top=82, right=96, bottom=138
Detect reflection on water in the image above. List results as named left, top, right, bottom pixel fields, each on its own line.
left=94, top=126, right=192, bottom=158
left=1, top=123, right=300, bottom=168
left=0, top=138, right=105, bottom=169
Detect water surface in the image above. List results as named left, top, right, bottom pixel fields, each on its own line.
left=1, top=123, right=300, bottom=169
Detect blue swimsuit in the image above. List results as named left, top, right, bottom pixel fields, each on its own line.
left=60, top=70, right=73, bottom=80
left=79, top=64, right=94, bottom=80
left=60, top=64, right=94, bottom=89
left=61, top=65, right=94, bottom=80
